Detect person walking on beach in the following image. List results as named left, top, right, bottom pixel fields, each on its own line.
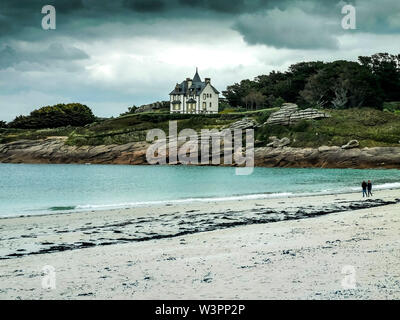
left=367, top=180, right=373, bottom=197
left=362, top=181, right=368, bottom=197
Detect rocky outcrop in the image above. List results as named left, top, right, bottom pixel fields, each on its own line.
left=266, top=103, right=330, bottom=126
left=254, top=146, right=400, bottom=169
left=342, top=140, right=360, bottom=149
left=1, top=137, right=400, bottom=169
left=267, top=136, right=291, bottom=148
left=0, top=138, right=149, bottom=165
left=226, top=118, right=257, bottom=130
left=135, top=101, right=169, bottom=113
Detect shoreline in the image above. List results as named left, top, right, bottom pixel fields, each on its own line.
left=0, top=189, right=399, bottom=258
left=2, top=138, right=400, bottom=169
left=1, top=184, right=400, bottom=220
left=1, top=188, right=400, bottom=299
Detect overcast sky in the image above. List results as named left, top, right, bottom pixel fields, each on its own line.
left=0, top=0, right=399, bottom=121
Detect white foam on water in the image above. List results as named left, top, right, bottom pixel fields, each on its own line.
left=3, top=181, right=400, bottom=218
left=74, top=192, right=296, bottom=211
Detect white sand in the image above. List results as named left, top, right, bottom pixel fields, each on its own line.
left=0, top=189, right=400, bottom=300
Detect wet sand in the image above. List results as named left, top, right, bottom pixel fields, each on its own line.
left=0, top=189, right=399, bottom=299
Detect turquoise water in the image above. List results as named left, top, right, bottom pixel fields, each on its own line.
left=0, top=163, right=400, bottom=217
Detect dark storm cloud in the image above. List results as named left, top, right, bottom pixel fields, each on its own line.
left=0, top=0, right=399, bottom=49
left=233, top=8, right=341, bottom=50
left=124, top=0, right=167, bottom=12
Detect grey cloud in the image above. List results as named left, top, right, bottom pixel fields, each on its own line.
left=0, top=43, right=89, bottom=69
left=355, top=0, right=400, bottom=34
left=233, top=8, right=341, bottom=49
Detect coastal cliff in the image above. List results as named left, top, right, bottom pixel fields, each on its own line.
left=1, top=137, right=400, bottom=169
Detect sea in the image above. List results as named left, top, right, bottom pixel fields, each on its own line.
left=0, top=163, right=399, bottom=217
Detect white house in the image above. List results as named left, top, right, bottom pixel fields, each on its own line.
left=169, top=69, right=219, bottom=114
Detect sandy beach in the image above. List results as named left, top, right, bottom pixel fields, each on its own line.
left=0, top=189, right=400, bottom=300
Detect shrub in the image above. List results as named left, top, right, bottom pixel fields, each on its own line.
left=292, top=120, right=311, bottom=132
left=383, top=102, right=400, bottom=113
left=8, top=103, right=96, bottom=129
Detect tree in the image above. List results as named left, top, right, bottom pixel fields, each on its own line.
left=223, top=79, right=256, bottom=107
left=332, top=78, right=349, bottom=109
left=359, top=53, right=400, bottom=101
left=223, top=53, right=396, bottom=110
left=0, top=120, right=7, bottom=128
left=242, top=91, right=266, bottom=110
left=300, top=61, right=384, bottom=109
left=8, top=103, right=96, bottom=129
left=300, top=71, right=331, bottom=108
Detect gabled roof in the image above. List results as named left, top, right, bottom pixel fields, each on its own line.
left=202, top=84, right=220, bottom=95
left=169, top=69, right=219, bottom=95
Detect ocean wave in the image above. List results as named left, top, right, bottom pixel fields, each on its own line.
left=373, top=182, right=400, bottom=190
left=74, top=192, right=296, bottom=211
left=4, top=181, right=400, bottom=218
left=60, top=182, right=400, bottom=212
left=349, top=182, right=400, bottom=191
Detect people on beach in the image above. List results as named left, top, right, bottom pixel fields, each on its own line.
left=362, top=181, right=368, bottom=197
left=367, top=180, right=373, bottom=197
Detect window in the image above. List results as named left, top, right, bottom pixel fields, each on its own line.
left=209, top=102, right=212, bottom=108
left=188, top=103, right=196, bottom=113
left=203, top=94, right=206, bottom=100
left=202, top=102, right=206, bottom=110
left=210, top=94, right=212, bottom=98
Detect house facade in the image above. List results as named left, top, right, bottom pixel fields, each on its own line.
left=169, top=69, right=219, bottom=114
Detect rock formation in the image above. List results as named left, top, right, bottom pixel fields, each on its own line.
left=135, top=101, right=170, bottom=113
left=0, top=138, right=149, bottom=165
left=266, top=103, right=330, bottom=126
left=267, top=136, right=291, bottom=148
left=226, top=118, right=257, bottom=130
left=341, top=140, right=360, bottom=149
left=1, top=137, right=400, bottom=169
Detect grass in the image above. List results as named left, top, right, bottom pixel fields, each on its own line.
left=255, top=108, right=400, bottom=148
left=1, top=107, right=400, bottom=148
left=0, top=127, right=76, bottom=144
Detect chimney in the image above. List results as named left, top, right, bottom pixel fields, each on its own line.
left=205, top=78, right=211, bottom=84
left=186, top=78, right=192, bottom=88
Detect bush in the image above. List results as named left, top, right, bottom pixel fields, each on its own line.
left=292, top=120, right=311, bottom=132
left=383, top=102, right=400, bottom=113
left=8, top=103, right=96, bottom=129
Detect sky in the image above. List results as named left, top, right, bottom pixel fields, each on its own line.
left=0, top=0, right=399, bottom=121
